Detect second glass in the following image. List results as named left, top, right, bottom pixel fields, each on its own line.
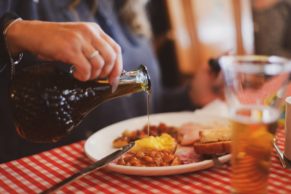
left=220, top=55, right=291, bottom=193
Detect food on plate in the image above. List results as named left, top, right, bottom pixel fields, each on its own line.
left=130, top=133, right=177, bottom=153
left=113, top=123, right=178, bottom=148
left=116, top=150, right=181, bottom=167
left=116, top=133, right=181, bottom=167
left=177, top=122, right=206, bottom=145
left=193, top=126, right=232, bottom=155
left=175, top=145, right=202, bottom=164
left=113, top=121, right=231, bottom=167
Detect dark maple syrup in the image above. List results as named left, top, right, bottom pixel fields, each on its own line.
left=10, top=63, right=151, bottom=143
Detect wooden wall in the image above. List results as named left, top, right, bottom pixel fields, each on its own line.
left=165, top=0, right=254, bottom=74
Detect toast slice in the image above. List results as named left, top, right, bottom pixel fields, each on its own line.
left=193, top=127, right=232, bottom=155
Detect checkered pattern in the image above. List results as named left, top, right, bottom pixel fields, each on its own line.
left=0, top=128, right=290, bottom=194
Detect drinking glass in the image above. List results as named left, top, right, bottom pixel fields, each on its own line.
left=219, top=55, right=291, bottom=194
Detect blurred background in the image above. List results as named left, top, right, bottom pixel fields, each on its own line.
left=147, top=0, right=291, bottom=88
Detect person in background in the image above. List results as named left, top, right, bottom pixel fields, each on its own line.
left=0, top=0, right=197, bottom=163
left=189, top=65, right=223, bottom=107
left=179, top=0, right=291, bottom=125
left=252, top=0, right=291, bottom=58
left=190, top=0, right=291, bottom=108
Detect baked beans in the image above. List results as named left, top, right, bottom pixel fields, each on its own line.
left=116, top=150, right=182, bottom=167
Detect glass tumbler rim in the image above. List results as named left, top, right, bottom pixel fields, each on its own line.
left=219, top=55, right=291, bottom=75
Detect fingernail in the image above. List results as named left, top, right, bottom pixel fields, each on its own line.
left=111, top=77, right=119, bottom=93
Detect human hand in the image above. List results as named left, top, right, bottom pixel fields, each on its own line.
left=5, top=20, right=122, bottom=89
left=189, top=65, right=224, bottom=107
left=252, top=0, right=278, bottom=10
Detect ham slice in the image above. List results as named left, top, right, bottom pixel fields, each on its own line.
left=175, top=145, right=201, bottom=163
left=178, top=122, right=205, bottom=146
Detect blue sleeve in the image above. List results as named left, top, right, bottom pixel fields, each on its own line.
left=0, top=12, right=20, bottom=72
left=0, top=0, right=12, bottom=15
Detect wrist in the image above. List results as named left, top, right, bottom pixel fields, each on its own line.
left=7, top=20, right=55, bottom=55
left=5, top=19, right=26, bottom=55
left=0, top=13, right=22, bottom=72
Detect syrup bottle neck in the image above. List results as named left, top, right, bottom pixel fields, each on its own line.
left=119, top=64, right=151, bottom=92
left=96, top=64, right=151, bottom=95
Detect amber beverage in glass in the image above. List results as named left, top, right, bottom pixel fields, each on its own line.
left=220, top=55, right=291, bottom=193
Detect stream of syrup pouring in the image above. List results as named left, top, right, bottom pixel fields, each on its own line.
left=146, top=91, right=151, bottom=136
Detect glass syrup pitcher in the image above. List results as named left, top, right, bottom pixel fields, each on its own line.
left=10, top=63, right=151, bottom=143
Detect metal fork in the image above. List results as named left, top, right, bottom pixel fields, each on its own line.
left=273, top=138, right=291, bottom=169
left=212, top=155, right=225, bottom=167
left=40, top=142, right=134, bottom=194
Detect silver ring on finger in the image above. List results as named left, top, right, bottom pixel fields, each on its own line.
left=89, top=50, right=100, bottom=59
left=69, top=65, right=76, bottom=74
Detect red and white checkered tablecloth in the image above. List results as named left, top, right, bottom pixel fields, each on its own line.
left=0, top=128, right=291, bottom=194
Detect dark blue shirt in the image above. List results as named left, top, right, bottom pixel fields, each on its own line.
left=0, top=0, right=192, bottom=163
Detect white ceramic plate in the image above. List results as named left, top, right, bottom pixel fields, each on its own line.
left=84, top=112, right=231, bottom=176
